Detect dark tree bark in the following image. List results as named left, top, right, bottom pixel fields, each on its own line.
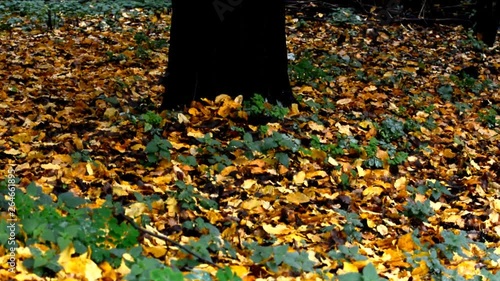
left=475, top=0, right=499, bottom=46
left=160, top=0, right=294, bottom=110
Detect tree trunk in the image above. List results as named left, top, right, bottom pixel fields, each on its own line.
left=475, top=0, right=499, bottom=46
left=160, top=0, right=294, bottom=110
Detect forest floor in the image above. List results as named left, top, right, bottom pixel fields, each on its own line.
left=1, top=3, right=500, bottom=281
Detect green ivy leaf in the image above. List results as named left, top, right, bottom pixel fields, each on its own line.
left=338, top=272, right=362, bottom=281
left=275, top=152, right=290, bottom=167
left=362, top=263, right=380, bottom=279
left=250, top=245, right=273, bottom=264
left=216, top=266, right=242, bottom=281
left=273, top=245, right=289, bottom=265
left=58, top=192, right=86, bottom=208
left=150, top=268, right=184, bottom=281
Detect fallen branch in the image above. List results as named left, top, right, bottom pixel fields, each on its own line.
left=117, top=213, right=222, bottom=269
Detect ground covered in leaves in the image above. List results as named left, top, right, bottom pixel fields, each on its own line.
left=1, top=3, right=500, bottom=281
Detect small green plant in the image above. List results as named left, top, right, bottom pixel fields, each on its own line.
left=288, top=56, right=328, bottom=86
left=423, top=104, right=436, bottom=114
left=125, top=257, right=171, bottom=281
left=71, top=150, right=92, bottom=163
left=461, top=30, right=487, bottom=50
left=135, top=45, right=150, bottom=59
left=454, top=102, right=471, bottom=114
left=239, top=131, right=301, bottom=167
left=436, top=230, right=471, bottom=260
left=329, top=7, right=363, bottom=25
left=196, top=133, right=233, bottom=171
left=403, top=199, right=434, bottom=223
left=378, top=117, right=406, bottom=142
left=173, top=181, right=218, bottom=211
left=437, top=84, right=454, bottom=101
left=423, top=116, right=437, bottom=130
left=6, top=182, right=142, bottom=277
left=409, top=180, right=452, bottom=201
left=105, top=51, right=127, bottom=62
left=134, top=31, right=149, bottom=45
left=145, top=135, right=172, bottom=164
left=328, top=245, right=367, bottom=266
left=336, top=209, right=363, bottom=242
left=177, top=155, right=198, bottom=167
left=387, top=151, right=408, bottom=166
left=478, top=107, right=499, bottom=128
left=338, top=263, right=387, bottom=281
left=244, top=242, right=315, bottom=273
left=403, top=119, right=420, bottom=132
left=310, top=134, right=344, bottom=158
left=243, top=94, right=289, bottom=120
left=215, top=266, right=242, bottom=281
left=363, top=138, right=383, bottom=169
left=425, top=180, right=452, bottom=201
left=175, top=218, right=234, bottom=270
left=140, top=110, right=162, bottom=134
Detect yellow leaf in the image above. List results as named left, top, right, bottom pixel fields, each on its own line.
left=131, top=143, right=145, bottom=151
left=335, top=123, right=352, bottom=135
left=125, top=202, right=147, bottom=218
left=356, top=165, right=366, bottom=177
left=73, top=136, right=83, bottom=150
left=116, top=254, right=133, bottom=277
left=376, top=224, right=388, bottom=236
left=364, top=85, right=377, bottom=91
left=4, top=148, right=21, bottom=155
left=286, top=192, right=310, bottom=204
left=457, top=260, right=479, bottom=278
left=293, top=171, right=306, bottom=185
left=262, top=223, right=292, bottom=235
left=83, top=258, right=102, bottom=281
left=308, top=121, right=325, bottom=131
left=311, top=149, right=327, bottom=161
left=443, top=148, right=456, bottom=158
left=230, top=265, right=249, bottom=277
left=177, top=113, right=190, bottom=124
left=470, top=159, right=481, bottom=170
left=166, top=197, right=178, bottom=217
left=493, top=200, right=500, bottom=212
left=11, top=132, right=32, bottom=143
left=328, top=157, right=339, bottom=166
left=398, top=233, right=418, bottom=252
left=342, top=262, right=359, bottom=273
left=144, top=245, right=167, bottom=258
left=104, top=107, right=118, bottom=119
left=411, top=260, right=428, bottom=276
left=401, top=66, right=417, bottom=73
left=336, top=98, right=352, bottom=105
left=58, top=246, right=102, bottom=281
left=366, top=218, right=377, bottom=228
left=242, top=179, right=257, bottom=190
left=112, top=182, right=132, bottom=196
left=241, top=198, right=263, bottom=210
left=306, top=170, right=328, bottom=178
left=187, top=128, right=204, bottom=138
left=362, top=186, right=384, bottom=197
left=41, top=163, right=61, bottom=170
left=394, top=177, right=407, bottom=190
left=86, top=162, right=94, bottom=176
left=289, top=103, right=300, bottom=116
left=99, top=261, right=116, bottom=280
left=299, top=85, right=313, bottom=93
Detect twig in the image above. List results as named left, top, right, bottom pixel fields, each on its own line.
left=118, top=214, right=222, bottom=269
left=418, top=0, right=427, bottom=19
